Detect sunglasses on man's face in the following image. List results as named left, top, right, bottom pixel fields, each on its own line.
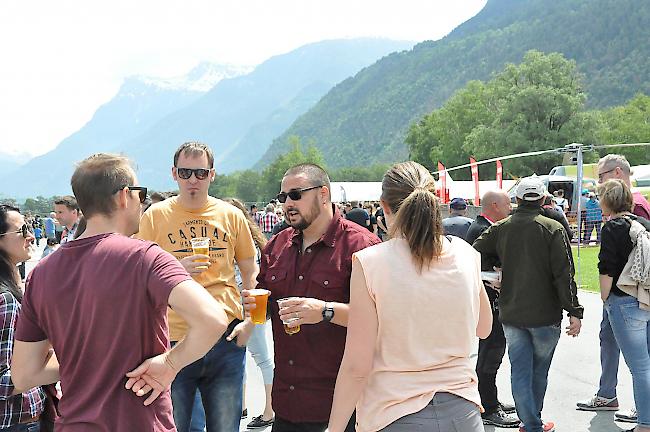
left=0, top=224, right=32, bottom=239
left=114, top=186, right=148, bottom=203
left=176, top=167, right=211, bottom=180
left=276, top=185, right=323, bottom=203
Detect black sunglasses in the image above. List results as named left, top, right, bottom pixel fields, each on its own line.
left=0, top=224, right=32, bottom=239
left=176, top=167, right=211, bottom=180
left=276, top=185, right=323, bottom=203
left=114, top=186, right=148, bottom=203
left=598, top=168, right=616, bottom=182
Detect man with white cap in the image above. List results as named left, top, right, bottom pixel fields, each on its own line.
left=473, top=176, right=583, bottom=432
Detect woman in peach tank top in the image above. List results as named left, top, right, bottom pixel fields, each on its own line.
left=328, top=161, right=493, bottom=432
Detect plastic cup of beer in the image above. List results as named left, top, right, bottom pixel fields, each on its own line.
left=249, top=289, right=270, bottom=324
left=190, top=237, right=210, bottom=263
left=277, top=297, right=301, bottom=335
left=282, top=317, right=300, bottom=335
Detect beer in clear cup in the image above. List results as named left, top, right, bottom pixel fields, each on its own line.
left=190, top=237, right=210, bottom=263
left=249, top=289, right=270, bottom=324
left=277, top=297, right=301, bottom=335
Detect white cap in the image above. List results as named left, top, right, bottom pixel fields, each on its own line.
left=516, top=176, right=546, bottom=201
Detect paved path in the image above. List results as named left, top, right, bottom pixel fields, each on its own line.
left=25, top=245, right=637, bottom=432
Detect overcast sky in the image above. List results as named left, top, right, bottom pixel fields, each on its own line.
left=0, top=0, right=486, bottom=157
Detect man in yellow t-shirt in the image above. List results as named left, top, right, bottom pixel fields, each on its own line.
left=137, top=141, right=257, bottom=432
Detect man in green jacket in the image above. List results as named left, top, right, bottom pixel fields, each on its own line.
left=473, top=176, right=583, bottom=432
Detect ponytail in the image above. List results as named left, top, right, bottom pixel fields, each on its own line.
left=381, top=162, right=443, bottom=273
left=390, top=189, right=443, bottom=272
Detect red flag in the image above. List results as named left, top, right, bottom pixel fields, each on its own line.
left=470, top=157, right=480, bottom=206
left=496, top=160, right=503, bottom=189
left=437, top=161, right=447, bottom=203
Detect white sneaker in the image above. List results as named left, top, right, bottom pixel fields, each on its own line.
left=615, top=408, right=638, bottom=423
left=576, top=394, right=619, bottom=411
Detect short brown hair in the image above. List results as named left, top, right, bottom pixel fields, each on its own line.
left=597, top=179, right=633, bottom=214
left=71, top=153, right=136, bottom=218
left=54, top=195, right=79, bottom=211
left=173, top=141, right=214, bottom=168
left=283, top=163, right=331, bottom=200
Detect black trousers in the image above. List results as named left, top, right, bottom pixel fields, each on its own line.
left=272, top=412, right=355, bottom=432
left=475, top=287, right=507, bottom=414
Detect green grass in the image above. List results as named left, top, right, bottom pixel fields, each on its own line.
left=572, top=245, right=600, bottom=293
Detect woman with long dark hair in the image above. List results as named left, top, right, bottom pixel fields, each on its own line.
left=328, top=162, right=492, bottom=432
left=0, top=205, right=45, bottom=431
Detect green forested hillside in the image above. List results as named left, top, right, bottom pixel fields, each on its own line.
left=261, top=0, right=650, bottom=169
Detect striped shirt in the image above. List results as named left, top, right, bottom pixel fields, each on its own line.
left=261, top=212, right=278, bottom=233
left=0, top=289, right=45, bottom=427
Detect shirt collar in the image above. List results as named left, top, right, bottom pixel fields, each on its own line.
left=480, top=213, right=496, bottom=225
left=290, top=204, right=340, bottom=249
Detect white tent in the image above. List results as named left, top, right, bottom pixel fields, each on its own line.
left=330, top=182, right=382, bottom=203
left=329, top=179, right=516, bottom=203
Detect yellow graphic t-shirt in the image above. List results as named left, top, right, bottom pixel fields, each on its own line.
left=137, top=196, right=256, bottom=341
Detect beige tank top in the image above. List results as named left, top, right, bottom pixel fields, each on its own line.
left=353, top=236, right=483, bottom=432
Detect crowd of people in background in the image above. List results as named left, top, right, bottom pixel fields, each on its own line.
left=0, top=147, right=648, bottom=432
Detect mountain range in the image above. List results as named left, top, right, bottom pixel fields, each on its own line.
left=4, top=39, right=412, bottom=199
left=2, top=62, right=249, bottom=199
left=263, top=0, right=650, bottom=169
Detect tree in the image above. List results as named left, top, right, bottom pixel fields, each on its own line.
left=597, top=93, right=650, bottom=165
left=259, top=136, right=325, bottom=201
left=406, top=51, right=599, bottom=178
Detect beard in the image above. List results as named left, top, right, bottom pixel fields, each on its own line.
left=286, top=196, right=322, bottom=231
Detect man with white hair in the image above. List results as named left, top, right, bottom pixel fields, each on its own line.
left=474, top=176, right=583, bottom=432
left=576, top=154, right=650, bottom=423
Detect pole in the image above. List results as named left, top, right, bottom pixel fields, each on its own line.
left=574, top=144, right=584, bottom=290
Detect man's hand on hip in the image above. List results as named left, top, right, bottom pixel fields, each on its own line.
left=125, top=353, right=177, bottom=406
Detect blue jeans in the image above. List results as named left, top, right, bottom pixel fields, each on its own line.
left=503, top=323, right=561, bottom=432
left=605, top=295, right=650, bottom=427
left=171, top=331, right=246, bottom=432
left=597, top=305, right=620, bottom=399
left=247, top=321, right=274, bottom=385
left=2, top=422, right=39, bottom=431
left=189, top=389, right=206, bottom=432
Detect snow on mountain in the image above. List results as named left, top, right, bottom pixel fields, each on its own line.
left=136, top=62, right=253, bottom=92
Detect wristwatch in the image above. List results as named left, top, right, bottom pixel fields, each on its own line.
left=322, top=302, right=335, bottom=322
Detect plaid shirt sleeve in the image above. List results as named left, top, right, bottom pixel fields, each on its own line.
left=0, top=291, right=45, bottom=427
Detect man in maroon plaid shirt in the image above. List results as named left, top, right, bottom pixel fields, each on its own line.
left=261, top=204, right=278, bottom=240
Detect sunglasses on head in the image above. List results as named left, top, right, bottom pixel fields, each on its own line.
left=0, top=224, right=32, bottom=239
left=276, top=185, right=323, bottom=203
left=176, top=167, right=211, bottom=180
left=114, top=186, right=148, bottom=203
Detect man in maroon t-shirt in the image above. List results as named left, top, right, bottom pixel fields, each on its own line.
left=244, top=163, right=380, bottom=432
left=11, top=154, right=229, bottom=431
left=576, top=154, right=650, bottom=422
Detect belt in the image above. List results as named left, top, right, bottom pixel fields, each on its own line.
left=19, top=413, right=40, bottom=424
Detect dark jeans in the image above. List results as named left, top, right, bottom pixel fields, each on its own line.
left=2, top=422, right=40, bottom=431
left=583, top=221, right=602, bottom=243
left=272, top=413, right=355, bottom=432
left=171, top=321, right=246, bottom=432
left=476, top=288, right=506, bottom=413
